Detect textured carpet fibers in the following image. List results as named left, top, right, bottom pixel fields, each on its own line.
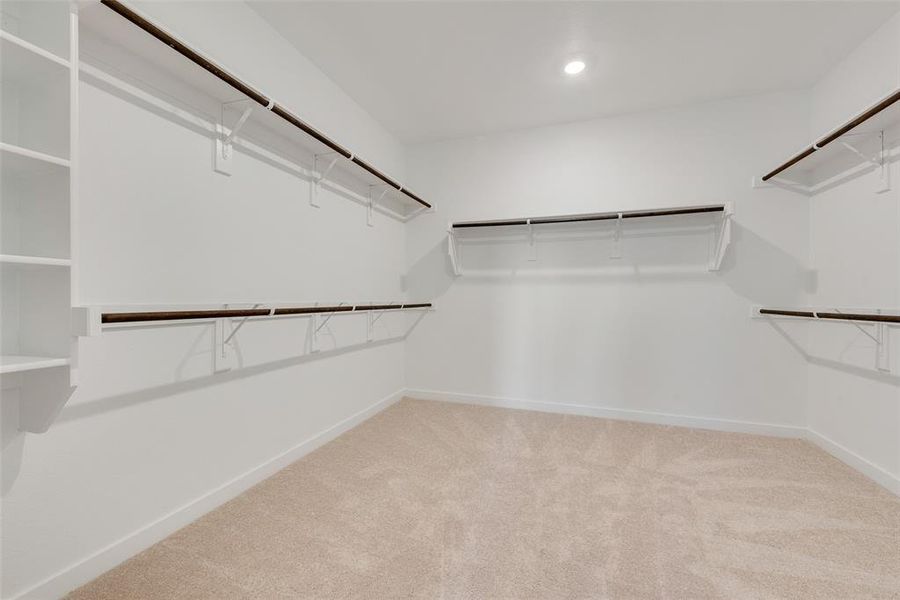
left=69, top=398, right=900, bottom=599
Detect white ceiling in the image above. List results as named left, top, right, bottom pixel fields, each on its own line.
left=250, top=1, right=899, bottom=144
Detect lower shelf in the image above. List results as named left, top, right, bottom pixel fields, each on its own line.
left=0, top=354, right=70, bottom=374
left=0, top=254, right=71, bottom=267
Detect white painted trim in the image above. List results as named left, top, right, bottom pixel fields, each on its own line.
left=805, top=428, right=900, bottom=496
left=10, top=388, right=406, bottom=600
left=407, top=389, right=899, bottom=497
left=14, top=390, right=897, bottom=599
left=406, top=388, right=806, bottom=438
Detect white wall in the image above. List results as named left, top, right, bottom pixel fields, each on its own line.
left=0, top=2, right=413, bottom=598
left=404, top=91, right=812, bottom=433
left=805, top=12, right=900, bottom=492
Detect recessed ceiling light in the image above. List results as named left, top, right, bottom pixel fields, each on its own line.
left=564, top=60, right=585, bottom=75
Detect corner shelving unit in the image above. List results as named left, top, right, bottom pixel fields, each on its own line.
left=0, top=0, right=78, bottom=432
left=447, top=203, right=734, bottom=275
left=755, top=88, right=900, bottom=193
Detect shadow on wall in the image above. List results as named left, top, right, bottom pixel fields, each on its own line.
left=767, top=320, right=900, bottom=385
left=0, top=315, right=426, bottom=494
left=719, top=222, right=816, bottom=305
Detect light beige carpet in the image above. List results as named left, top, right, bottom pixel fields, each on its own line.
left=69, top=398, right=900, bottom=599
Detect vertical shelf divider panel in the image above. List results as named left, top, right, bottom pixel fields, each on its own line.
left=0, top=1, right=78, bottom=433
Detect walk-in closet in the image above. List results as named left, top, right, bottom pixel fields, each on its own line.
left=1, top=1, right=898, bottom=598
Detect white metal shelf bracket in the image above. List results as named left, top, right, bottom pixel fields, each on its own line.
left=367, top=303, right=397, bottom=341
left=222, top=304, right=261, bottom=345
left=368, top=184, right=391, bottom=227
left=611, top=213, right=623, bottom=259
left=875, top=322, right=890, bottom=372
left=830, top=309, right=892, bottom=372
left=311, top=303, right=347, bottom=352
left=709, top=203, right=734, bottom=271
left=215, top=99, right=255, bottom=176
left=527, top=219, right=537, bottom=261
left=309, top=152, right=343, bottom=208
left=447, top=225, right=461, bottom=276
left=840, top=131, right=889, bottom=193
left=214, top=318, right=231, bottom=372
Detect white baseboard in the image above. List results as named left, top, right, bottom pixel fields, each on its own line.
left=406, top=388, right=806, bottom=438
left=408, top=389, right=899, bottom=497
left=805, top=428, right=900, bottom=496
left=14, top=389, right=897, bottom=599
left=12, top=388, right=405, bottom=600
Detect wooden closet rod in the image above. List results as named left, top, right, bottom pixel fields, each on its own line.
left=102, top=303, right=432, bottom=324
left=452, top=205, right=724, bottom=229
left=759, top=309, right=900, bottom=324
left=762, top=88, right=900, bottom=182
left=99, top=0, right=432, bottom=210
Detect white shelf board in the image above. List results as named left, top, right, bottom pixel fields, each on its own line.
left=0, top=253, right=71, bottom=267
left=0, top=355, right=70, bottom=375
left=78, top=3, right=426, bottom=216
left=0, top=29, right=69, bottom=73
left=1, top=142, right=70, bottom=174
left=765, top=90, right=900, bottom=183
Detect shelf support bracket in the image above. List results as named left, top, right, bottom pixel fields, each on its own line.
left=875, top=322, right=890, bottom=372
left=610, top=213, right=623, bottom=259
left=309, top=152, right=342, bottom=208
left=367, top=303, right=397, bottom=341
left=830, top=308, right=892, bottom=372
left=215, top=303, right=267, bottom=372
left=527, top=219, right=537, bottom=261
left=214, top=318, right=232, bottom=373
left=448, top=226, right=461, bottom=276
left=311, top=303, right=346, bottom=352
left=215, top=99, right=255, bottom=176
left=222, top=304, right=262, bottom=345
left=709, top=203, right=734, bottom=271
left=368, top=185, right=391, bottom=227
left=840, top=131, right=889, bottom=193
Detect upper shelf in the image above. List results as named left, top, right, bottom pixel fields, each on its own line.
left=0, top=30, right=69, bottom=77
left=1, top=142, right=70, bottom=174
left=0, top=254, right=71, bottom=268
left=451, top=204, right=727, bottom=229
left=0, top=355, right=70, bottom=375
left=761, top=88, right=900, bottom=183
left=448, top=204, right=733, bottom=275
left=82, top=0, right=431, bottom=213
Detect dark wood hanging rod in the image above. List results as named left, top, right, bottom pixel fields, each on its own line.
left=759, top=308, right=900, bottom=324
left=452, top=205, right=725, bottom=229
left=102, top=308, right=272, bottom=324
left=102, top=303, right=432, bottom=324
left=99, top=0, right=431, bottom=210
left=272, top=306, right=355, bottom=316
left=761, top=88, right=900, bottom=182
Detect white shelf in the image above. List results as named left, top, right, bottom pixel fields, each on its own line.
left=79, top=2, right=429, bottom=219
left=0, top=254, right=71, bottom=267
left=0, top=0, right=71, bottom=60
left=761, top=88, right=899, bottom=186
left=0, top=354, right=70, bottom=375
left=0, top=29, right=69, bottom=74
left=0, top=0, right=76, bottom=435
left=1, top=142, right=70, bottom=172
